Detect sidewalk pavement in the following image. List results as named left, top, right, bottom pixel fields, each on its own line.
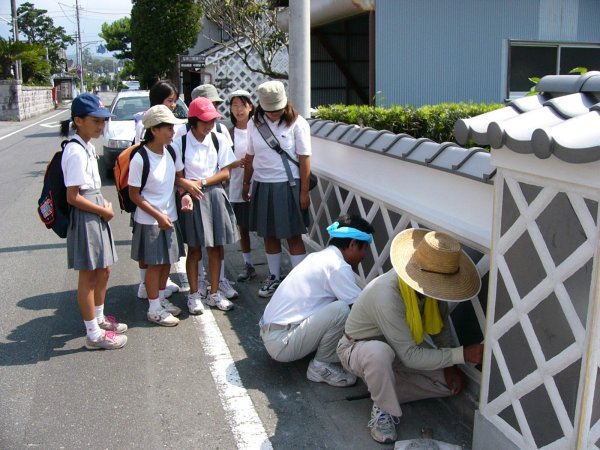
left=209, top=234, right=476, bottom=449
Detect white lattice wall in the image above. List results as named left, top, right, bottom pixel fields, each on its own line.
left=478, top=150, right=600, bottom=450
left=203, top=41, right=289, bottom=114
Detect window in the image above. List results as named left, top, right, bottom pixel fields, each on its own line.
left=508, top=41, right=600, bottom=98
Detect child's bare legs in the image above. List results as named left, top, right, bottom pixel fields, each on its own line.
left=186, top=246, right=202, bottom=294
left=145, top=264, right=169, bottom=300
left=207, top=247, right=221, bottom=295
left=77, top=269, right=98, bottom=321
left=239, top=225, right=251, bottom=254
left=287, top=234, right=306, bottom=267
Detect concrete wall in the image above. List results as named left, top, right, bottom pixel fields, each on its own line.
left=0, top=81, right=55, bottom=121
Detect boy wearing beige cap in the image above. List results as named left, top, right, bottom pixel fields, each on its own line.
left=337, top=229, right=484, bottom=443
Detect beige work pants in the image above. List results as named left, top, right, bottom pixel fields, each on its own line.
left=261, top=301, right=349, bottom=363
left=336, top=334, right=452, bottom=417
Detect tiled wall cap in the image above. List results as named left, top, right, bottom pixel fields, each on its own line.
left=487, top=121, right=505, bottom=149
left=531, top=128, right=553, bottom=159
left=536, top=75, right=582, bottom=94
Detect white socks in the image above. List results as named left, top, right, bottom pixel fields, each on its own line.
left=266, top=253, right=282, bottom=279
left=95, top=304, right=105, bottom=323
left=148, top=298, right=161, bottom=312
left=242, top=252, right=253, bottom=265
left=290, top=253, right=306, bottom=268
left=220, top=260, right=225, bottom=281
left=139, top=268, right=146, bottom=284
left=84, top=319, right=102, bottom=341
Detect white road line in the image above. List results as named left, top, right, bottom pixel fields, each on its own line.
left=174, top=259, right=272, bottom=450
left=0, top=110, right=68, bottom=141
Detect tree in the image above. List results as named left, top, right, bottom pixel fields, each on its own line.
left=16, top=2, right=75, bottom=75
left=198, top=0, right=288, bottom=79
left=0, top=37, right=50, bottom=83
left=130, top=0, right=203, bottom=87
left=99, top=17, right=133, bottom=60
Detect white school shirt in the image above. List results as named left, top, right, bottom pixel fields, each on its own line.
left=261, top=246, right=362, bottom=325
left=246, top=114, right=311, bottom=183
left=228, top=127, right=249, bottom=203
left=129, top=146, right=177, bottom=225
left=61, top=134, right=101, bottom=190
left=172, top=130, right=237, bottom=180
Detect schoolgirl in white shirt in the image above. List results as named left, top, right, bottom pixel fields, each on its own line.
left=59, top=93, right=126, bottom=350
left=242, top=81, right=312, bottom=299
left=173, top=97, right=239, bottom=313
left=129, top=105, right=190, bottom=327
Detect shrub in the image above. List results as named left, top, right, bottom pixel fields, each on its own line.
left=313, top=102, right=503, bottom=147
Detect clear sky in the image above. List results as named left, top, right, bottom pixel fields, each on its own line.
left=0, top=0, right=132, bottom=55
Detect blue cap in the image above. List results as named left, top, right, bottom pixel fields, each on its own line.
left=71, top=93, right=112, bottom=118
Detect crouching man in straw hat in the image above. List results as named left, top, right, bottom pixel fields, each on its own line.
left=337, top=229, right=484, bottom=444
left=259, top=215, right=374, bottom=387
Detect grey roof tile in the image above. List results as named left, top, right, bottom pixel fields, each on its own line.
left=307, top=118, right=494, bottom=184
left=454, top=73, right=600, bottom=163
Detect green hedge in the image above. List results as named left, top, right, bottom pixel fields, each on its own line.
left=313, top=102, right=504, bottom=146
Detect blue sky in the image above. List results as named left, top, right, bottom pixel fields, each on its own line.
left=0, top=0, right=132, bottom=56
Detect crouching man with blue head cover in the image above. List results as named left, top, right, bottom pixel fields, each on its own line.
left=259, top=215, right=374, bottom=387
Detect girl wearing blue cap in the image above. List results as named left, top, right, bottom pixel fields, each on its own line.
left=59, top=93, right=127, bottom=350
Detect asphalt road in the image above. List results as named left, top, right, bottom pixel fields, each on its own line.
left=0, top=94, right=474, bottom=450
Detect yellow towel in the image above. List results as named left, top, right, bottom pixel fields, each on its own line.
left=398, top=277, right=443, bottom=344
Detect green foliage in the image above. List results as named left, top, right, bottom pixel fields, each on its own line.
left=0, top=37, right=50, bottom=83
left=313, top=102, right=504, bottom=146
left=130, top=0, right=203, bottom=87
left=100, top=18, right=132, bottom=60
left=16, top=2, right=75, bottom=75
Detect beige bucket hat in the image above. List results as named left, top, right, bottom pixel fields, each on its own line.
left=390, top=228, right=481, bottom=302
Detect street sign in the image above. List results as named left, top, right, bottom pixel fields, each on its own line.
left=179, top=55, right=205, bottom=70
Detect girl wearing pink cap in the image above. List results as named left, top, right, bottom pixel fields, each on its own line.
left=173, top=97, right=239, bottom=313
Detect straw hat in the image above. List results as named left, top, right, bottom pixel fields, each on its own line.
left=390, top=228, right=481, bottom=302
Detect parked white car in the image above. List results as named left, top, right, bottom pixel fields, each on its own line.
left=102, top=90, right=188, bottom=176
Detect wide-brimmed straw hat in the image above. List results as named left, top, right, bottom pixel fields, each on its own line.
left=390, top=228, right=481, bottom=302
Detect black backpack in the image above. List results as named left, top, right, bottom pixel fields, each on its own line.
left=37, top=138, right=78, bottom=238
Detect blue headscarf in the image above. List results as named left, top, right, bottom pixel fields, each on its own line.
left=326, top=221, right=372, bottom=244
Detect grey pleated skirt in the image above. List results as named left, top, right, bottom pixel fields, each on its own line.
left=179, top=184, right=239, bottom=248
left=130, top=220, right=185, bottom=265
left=67, top=189, right=118, bottom=270
left=232, top=201, right=251, bottom=229
left=249, top=180, right=309, bottom=239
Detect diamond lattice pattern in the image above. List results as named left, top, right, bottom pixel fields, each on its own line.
left=483, top=174, right=599, bottom=449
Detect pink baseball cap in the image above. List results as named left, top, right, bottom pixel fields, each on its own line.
left=188, top=97, right=223, bottom=121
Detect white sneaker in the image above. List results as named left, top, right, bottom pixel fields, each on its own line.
left=160, top=298, right=181, bottom=316
left=205, top=291, right=234, bottom=311
left=97, top=315, right=128, bottom=334
left=165, top=277, right=180, bottom=293
left=306, top=359, right=357, bottom=387
left=219, top=278, right=239, bottom=299
left=258, top=274, right=281, bottom=298
left=187, top=292, right=204, bottom=315
left=138, top=283, right=172, bottom=299
left=368, top=404, right=399, bottom=443
left=147, top=308, right=179, bottom=327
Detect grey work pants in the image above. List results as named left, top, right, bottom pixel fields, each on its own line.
left=336, top=334, right=452, bottom=417
left=261, top=301, right=349, bottom=363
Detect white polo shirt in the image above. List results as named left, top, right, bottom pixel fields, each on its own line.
left=129, top=146, right=177, bottom=225
left=61, top=134, right=101, bottom=190
left=261, top=246, right=362, bottom=325
left=246, top=114, right=311, bottom=183
left=172, top=130, right=236, bottom=180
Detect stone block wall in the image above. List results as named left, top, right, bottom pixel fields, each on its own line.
left=0, top=80, right=55, bottom=121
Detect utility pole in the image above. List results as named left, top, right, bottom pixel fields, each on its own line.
left=75, top=0, right=84, bottom=92
left=10, top=0, right=21, bottom=81
left=288, top=0, right=310, bottom=117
